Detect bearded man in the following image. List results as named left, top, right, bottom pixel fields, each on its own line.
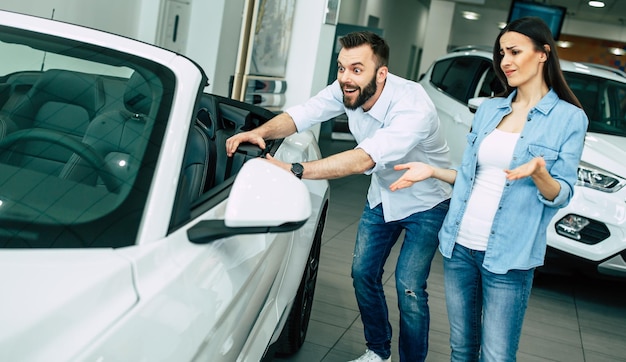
left=226, top=31, right=451, bottom=362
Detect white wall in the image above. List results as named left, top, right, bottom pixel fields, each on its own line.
left=419, top=0, right=455, bottom=76
left=338, top=0, right=361, bottom=25
left=359, top=0, right=429, bottom=78
left=562, top=18, right=626, bottom=43
left=139, top=0, right=242, bottom=97
left=448, top=4, right=503, bottom=49
left=283, top=1, right=336, bottom=109
left=449, top=2, right=626, bottom=48
left=1, top=0, right=141, bottom=39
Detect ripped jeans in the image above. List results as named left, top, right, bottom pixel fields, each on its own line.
left=352, top=199, right=449, bottom=362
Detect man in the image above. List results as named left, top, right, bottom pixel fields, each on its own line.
left=226, top=31, right=451, bottom=362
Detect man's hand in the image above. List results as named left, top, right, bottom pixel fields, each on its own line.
left=264, top=154, right=291, bottom=173
left=225, top=131, right=266, bottom=157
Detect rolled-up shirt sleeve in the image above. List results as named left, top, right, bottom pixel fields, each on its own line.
left=538, top=107, right=588, bottom=208
left=285, top=81, right=346, bottom=132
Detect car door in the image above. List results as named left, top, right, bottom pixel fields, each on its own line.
left=422, top=54, right=493, bottom=166
left=0, top=10, right=319, bottom=362
left=76, top=97, right=313, bottom=361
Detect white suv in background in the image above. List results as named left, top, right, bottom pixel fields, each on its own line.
left=419, top=47, right=626, bottom=279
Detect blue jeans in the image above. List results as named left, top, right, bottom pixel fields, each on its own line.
left=351, top=199, right=449, bottom=362
left=444, top=243, right=534, bottom=362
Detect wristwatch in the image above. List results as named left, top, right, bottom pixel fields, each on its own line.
left=290, top=162, right=304, bottom=179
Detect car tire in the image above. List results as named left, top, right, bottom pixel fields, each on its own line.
left=275, top=205, right=327, bottom=356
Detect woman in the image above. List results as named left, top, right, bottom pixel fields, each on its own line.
left=390, top=17, right=588, bottom=361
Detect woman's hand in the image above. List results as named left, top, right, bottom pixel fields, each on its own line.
left=505, top=157, right=561, bottom=201
left=504, top=157, right=546, bottom=180
left=390, top=162, right=434, bottom=191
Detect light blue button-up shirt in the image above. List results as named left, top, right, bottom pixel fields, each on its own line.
left=439, top=89, right=588, bottom=273
left=286, top=73, right=452, bottom=222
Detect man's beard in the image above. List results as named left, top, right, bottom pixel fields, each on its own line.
left=342, top=75, right=377, bottom=110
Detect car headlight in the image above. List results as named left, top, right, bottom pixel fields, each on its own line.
left=577, top=162, right=625, bottom=193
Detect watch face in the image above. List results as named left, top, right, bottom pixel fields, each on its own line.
left=291, top=163, right=304, bottom=178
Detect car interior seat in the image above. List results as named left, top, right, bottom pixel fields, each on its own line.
left=201, top=94, right=276, bottom=186
left=170, top=113, right=215, bottom=228
left=61, top=71, right=153, bottom=189
left=0, top=69, right=105, bottom=174
left=0, top=72, right=41, bottom=139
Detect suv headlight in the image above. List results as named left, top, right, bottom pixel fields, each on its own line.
left=577, top=162, right=625, bottom=193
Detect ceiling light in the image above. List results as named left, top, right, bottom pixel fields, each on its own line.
left=609, top=47, right=626, bottom=56
left=588, top=1, right=605, bottom=8
left=557, top=40, right=574, bottom=48
left=462, top=11, right=480, bottom=20
left=497, top=22, right=507, bottom=29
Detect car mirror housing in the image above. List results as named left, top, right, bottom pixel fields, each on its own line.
left=188, top=158, right=311, bottom=244
left=468, top=97, right=487, bottom=114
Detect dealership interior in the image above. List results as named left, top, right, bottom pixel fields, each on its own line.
left=3, top=0, right=626, bottom=361
left=276, top=1, right=626, bottom=362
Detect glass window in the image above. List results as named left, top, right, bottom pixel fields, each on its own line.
left=476, top=67, right=504, bottom=98
left=564, top=71, right=626, bottom=137
left=430, top=56, right=491, bottom=103
left=0, top=25, right=176, bottom=248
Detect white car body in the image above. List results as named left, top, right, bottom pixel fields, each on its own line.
left=0, top=10, right=329, bottom=361
left=420, top=48, right=626, bottom=278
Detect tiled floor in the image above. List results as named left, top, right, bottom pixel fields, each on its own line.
left=274, top=136, right=626, bottom=362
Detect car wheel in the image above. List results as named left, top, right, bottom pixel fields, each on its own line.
left=275, top=205, right=327, bottom=356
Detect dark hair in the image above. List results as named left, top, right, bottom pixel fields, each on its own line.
left=339, top=31, right=389, bottom=68
left=492, top=16, right=582, bottom=108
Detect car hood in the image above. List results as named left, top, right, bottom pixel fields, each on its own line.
left=583, top=132, right=626, bottom=178
left=0, top=250, right=137, bottom=361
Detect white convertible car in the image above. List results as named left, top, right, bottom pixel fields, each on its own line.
left=0, top=10, right=329, bottom=361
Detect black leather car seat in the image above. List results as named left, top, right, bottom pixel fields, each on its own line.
left=175, top=117, right=212, bottom=212
left=61, top=71, right=153, bottom=189
left=1, top=69, right=104, bottom=174
left=170, top=107, right=216, bottom=227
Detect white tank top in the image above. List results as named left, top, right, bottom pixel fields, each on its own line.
left=456, top=128, right=520, bottom=251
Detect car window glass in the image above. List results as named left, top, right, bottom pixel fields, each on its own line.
left=0, top=25, right=175, bottom=248
left=564, top=71, right=626, bottom=137
left=477, top=67, right=504, bottom=98
left=430, top=56, right=490, bottom=103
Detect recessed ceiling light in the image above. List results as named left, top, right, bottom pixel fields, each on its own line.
left=462, top=11, right=480, bottom=20
left=609, top=47, right=626, bottom=56
left=588, top=1, right=605, bottom=8
left=557, top=40, right=574, bottom=48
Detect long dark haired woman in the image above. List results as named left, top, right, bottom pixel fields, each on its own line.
left=390, top=17, right=588, bottom=361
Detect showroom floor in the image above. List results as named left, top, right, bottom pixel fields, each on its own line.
left=274, top=136, right=626, bottom=362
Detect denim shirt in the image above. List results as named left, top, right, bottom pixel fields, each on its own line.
left=438, top=89, right=588, bottom=274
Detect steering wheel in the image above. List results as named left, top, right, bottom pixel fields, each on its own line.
left=0, top=128, right=120, bottom=192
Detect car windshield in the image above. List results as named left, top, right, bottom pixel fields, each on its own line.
left=0, top=25, right=175, bottom=248
left=564, top=71, right=626, bottom=137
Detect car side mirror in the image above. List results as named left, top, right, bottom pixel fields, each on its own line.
left=468, top=97, right=487, bottom=114
left=188, top=158, right=311, bottom=243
